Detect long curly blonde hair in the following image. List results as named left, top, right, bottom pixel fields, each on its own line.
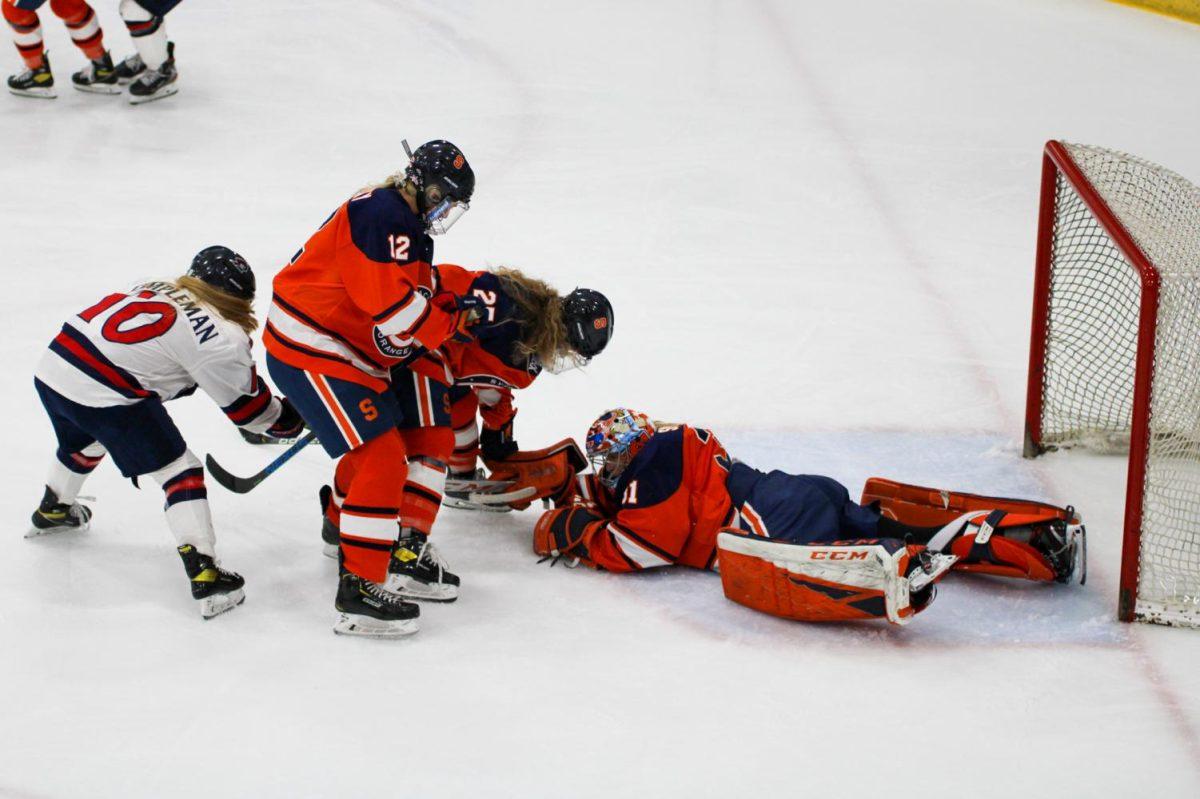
left=494, top=267, right=577, bottom=367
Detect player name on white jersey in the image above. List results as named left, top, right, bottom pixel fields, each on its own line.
left=34, top=281, right=280, bottom=433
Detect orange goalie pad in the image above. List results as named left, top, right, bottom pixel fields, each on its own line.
left=717, top=530, right=953, bottom=625
left=861, top=477, right=1080, bottom=527
left=720, top=547, right=896, bottom=622
left=483, top=439, right=589, bottom=509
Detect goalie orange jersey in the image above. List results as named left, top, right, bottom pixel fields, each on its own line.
left=576, top=425, right=735, bottom=571
left=263, top=189, right=460, bottom=392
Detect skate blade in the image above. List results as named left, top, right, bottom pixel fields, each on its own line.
left=73, top=83, right=123, bottom=95
left=322, top=543, right=339, bottom=560
left=8, top=87, right=57, bottom=99
left=387, top=576, right=459, bottom=603
left=127, top=85, right=178, bottom=105
left=333, top=613, right=419, bottom=638
left=442, top=496, right=512, bottom=513
left=200, top=588, right=246, bottom=619
left=25, top=521, right=89, bottom=538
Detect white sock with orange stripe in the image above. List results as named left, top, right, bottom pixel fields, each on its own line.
left=401, top=456, right=448, bottom=535
left=148, top=450, right=216, bottom=557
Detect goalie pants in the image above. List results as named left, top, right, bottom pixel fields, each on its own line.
left=34, top=378, right=219, bottom=556
left=724, top=463, right=882, bottom=545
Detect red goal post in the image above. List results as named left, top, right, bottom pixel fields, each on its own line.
left=1024, top=140, right=1200, bottom=627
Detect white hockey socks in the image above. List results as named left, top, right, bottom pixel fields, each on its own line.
left=148, top=450, right=216, bottom=557
left=47, top=442, right=106, bottom=504
left=119, top=0, right=169, bottom=69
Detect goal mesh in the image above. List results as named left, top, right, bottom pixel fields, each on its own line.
left=1038, top=142, right=1200, bottom=625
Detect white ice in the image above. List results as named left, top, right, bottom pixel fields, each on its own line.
left=2, top=1, right=1199, bottom=796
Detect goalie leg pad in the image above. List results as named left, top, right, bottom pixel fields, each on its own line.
left=940, top=510, right=1086, bottom=584
left=861, top=477, right=1080, bottom=528
left=716, top=530, right=956, bottom=625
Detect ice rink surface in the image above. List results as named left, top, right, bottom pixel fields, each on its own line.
left=2, top=1, right=1200, bottom=796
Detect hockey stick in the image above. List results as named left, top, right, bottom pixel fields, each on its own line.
left=206, top=431, right=319, bottom=494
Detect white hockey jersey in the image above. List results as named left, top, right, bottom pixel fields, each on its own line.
left=35, top=281, right=282, bottom=433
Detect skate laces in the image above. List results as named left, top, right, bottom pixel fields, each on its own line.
left=361, top=578, right=404, bottom=607
left=416, top=538, right=448, bottom=576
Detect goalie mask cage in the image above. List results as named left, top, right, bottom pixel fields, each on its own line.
left=1024, top=140, right=1200, bottom=626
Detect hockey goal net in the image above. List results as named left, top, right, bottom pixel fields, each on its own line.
left=1024, top=140, right=1200, bottom=626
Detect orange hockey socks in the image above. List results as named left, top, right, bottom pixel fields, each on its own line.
left=51, top=0, right=106, bottom=61
left=336, top=431, right=407, bottom=582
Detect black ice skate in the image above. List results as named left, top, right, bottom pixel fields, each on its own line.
left=27, top=486, right=92, bottom=537
left=113, top=52, right=145, bottom=85
left=127, top=42, right=177, bottom=105
left=71, top=51, right=120, bottom=94
left=177, top=544, right=246, bottom=619
left=318, top=485, right=339, bottom=559
left=333, top=572, right=420, bottom=638
left=8, top=56, right=55, bottom=99
left=385, top=530, right=460, bottom=602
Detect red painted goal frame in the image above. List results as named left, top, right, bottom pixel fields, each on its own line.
left=1023, top=139, right=1160, bottom=622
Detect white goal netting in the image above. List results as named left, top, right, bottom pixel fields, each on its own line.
left=1038, top=142, right=1200, bottom=625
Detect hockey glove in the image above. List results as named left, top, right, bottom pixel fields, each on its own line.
left=480, top=418, right=518, bottom=463
left=265, top=396, right=306, bottom=440
left=432, top=292, right=484, bottom=343
left=533, top=504, right=606, bottom=563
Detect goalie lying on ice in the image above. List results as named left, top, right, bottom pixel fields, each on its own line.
left=531, top=408, right=1086, bottom=625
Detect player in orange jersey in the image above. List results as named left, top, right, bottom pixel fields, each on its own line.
left=316, top=265, right=613, bottom=581
left=4, top=0, right=119, bottom=96
left=532, top=409, right=1087, bottom=626
left=264, top=140, right=478, bottom=638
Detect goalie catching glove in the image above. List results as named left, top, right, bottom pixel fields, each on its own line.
left=717, top=530, right=957, bottom=625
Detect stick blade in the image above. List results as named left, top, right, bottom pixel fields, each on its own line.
left=205, top=453, right=261, bottom=494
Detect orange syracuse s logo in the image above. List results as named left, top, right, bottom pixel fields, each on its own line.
left=453, top=154, right=465, bottom=169
left=593, top=317, right=608, bottom=330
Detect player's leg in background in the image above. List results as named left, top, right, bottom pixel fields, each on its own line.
left=117, top=0, right=178, bottom=103
left=265, top=354, right=419, bottom=636
left=448, top=385, right=481, bottom=479
left=4, top=0, right=55, bottom=97
left=45, top=0, right=118, bottom=92
left=390, top=370, right=460, bottom=602
left=30, top=378, right=103, bottom=534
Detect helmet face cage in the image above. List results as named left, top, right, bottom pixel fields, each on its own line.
left=585, top=408, right=654, bottom=490
left=406, top=140, right=474, bottom=235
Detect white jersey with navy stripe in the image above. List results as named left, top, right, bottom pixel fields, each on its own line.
left=35, top=281, right=282, bottom=433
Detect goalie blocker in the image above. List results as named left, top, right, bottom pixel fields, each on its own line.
left=444, top=438, right=588, bottom=509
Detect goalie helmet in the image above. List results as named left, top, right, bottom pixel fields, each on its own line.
left=562, top=288, right=614, bottom=361
left=189, top=246, right=255, bottom=300
left=405, top=139, right=475, bottom=235
left=585, top=408, right=655, bottom=490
